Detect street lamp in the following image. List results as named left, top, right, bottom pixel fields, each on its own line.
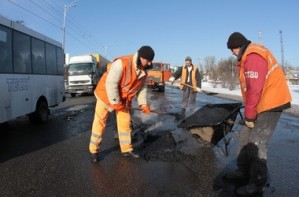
left=62, top=1, right=78, bottom=50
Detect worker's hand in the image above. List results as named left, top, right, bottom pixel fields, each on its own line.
left=196, top=87, right=202, bottom=92
left=140, top=105, right=151, bottom=115
left=111, top=102, right=124, bottom=111
left=168, top=77, right=175, bottom=84
left=245, top=121, right=255, bottom=129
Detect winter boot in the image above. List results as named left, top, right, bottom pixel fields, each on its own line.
left=122, top=151, right=140, bottom=159
left=190, top=108, right=194, bottom=113
left=180, top=108, right=186, bottom=119
left=223, top=169, right=250, bottom=181
left=91, top=153, right=99, bottom=163
left=236, top=183, right=265, bottom=196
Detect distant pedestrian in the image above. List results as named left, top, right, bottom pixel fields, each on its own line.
left=223, top=32, right=292, bottom=196
left=89, top=45, right=155, bottom=163
left=168, top=56, right=201, bottom=119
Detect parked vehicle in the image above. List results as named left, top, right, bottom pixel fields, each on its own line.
left=0, top=15, right=65, bottom=123
left=66, top=54, right=110, bottom=97
left=147, top=62, right=171, bottom=92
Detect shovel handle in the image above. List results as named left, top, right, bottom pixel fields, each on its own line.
left=180, top=83, right=217, bottom=95
left=180, top=83, right=195, bottom=89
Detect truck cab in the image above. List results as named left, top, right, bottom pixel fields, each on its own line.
left=67, top=55, right=97, bottom=97
left=146, top=62, right=171, bottom=92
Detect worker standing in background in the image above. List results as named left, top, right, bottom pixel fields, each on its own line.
left=169, top=56, right=201, bottom=119
left=89, top=46, right=155, bottom=163
left=224, top=32, right=292, bottom=196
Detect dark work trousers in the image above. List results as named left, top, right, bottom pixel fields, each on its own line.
left=181, top=87, right=197, bottom=110
left=237, top=111, right=282, bottom=185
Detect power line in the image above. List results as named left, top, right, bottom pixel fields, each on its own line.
left=7, top=0, right=61, bottom=30
left=44, top=0, right=63, bottom=15
left=7, top=0, right=106, bottom=55
left=28, top=0, right=62, bottom=24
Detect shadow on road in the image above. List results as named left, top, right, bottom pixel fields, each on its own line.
left=0, top=105, right=94, bottom=163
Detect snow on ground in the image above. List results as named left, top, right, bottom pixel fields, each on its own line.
left=201, top=81, right=299, bottom=106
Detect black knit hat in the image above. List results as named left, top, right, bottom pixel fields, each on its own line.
left=185, top=56, right=192, bottom=61
left=227, top=32, right=248, bottom=49
left=138, top=46, right=155, bottom=61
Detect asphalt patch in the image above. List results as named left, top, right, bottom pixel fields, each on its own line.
left=140, top=131, right=195, bottom=162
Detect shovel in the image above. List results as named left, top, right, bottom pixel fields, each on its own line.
left=180, top=83, right=218, bottom=96
left=130, top=107, right=180, bottom=121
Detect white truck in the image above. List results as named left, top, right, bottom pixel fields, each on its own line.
left=66, top=54, right=109, bottom=97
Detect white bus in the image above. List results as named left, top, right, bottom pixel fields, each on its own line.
left=0, top=15, right=65, bottom=123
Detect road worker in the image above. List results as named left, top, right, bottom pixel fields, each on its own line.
left=89, top=45, right=155, bottom=163
left=224, top=32, right=292, bottom=196
left=168, top=56, right=201, bottom=119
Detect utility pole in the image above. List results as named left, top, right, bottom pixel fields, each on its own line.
left=103, top=44, right=113, bottom=58
left=258, top=31, right=263, bottom=44
left=196, top=57, right=201, bottom=70
left=62, top=1, right=78, bottom=50
left=279, top=30, right=285, bottom=73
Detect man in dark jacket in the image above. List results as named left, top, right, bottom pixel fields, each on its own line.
left=169, top=56, right=201, bottom=119
left=224, top=32, right=292, bottom=196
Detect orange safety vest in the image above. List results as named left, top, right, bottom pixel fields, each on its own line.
left=179, top=65, right=198, bottom=91
left=94, top=55, right=147, bottom=108
left=239, top=43, right=292, bottom=114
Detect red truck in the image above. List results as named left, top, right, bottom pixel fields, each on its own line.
left=146, top=62, right=171, bottom=92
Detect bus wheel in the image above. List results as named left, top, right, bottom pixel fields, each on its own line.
left=29, top=100, right=49, bottom=123
left=71, top=93, right=76, bottom=97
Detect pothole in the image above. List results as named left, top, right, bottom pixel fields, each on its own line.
left=139, top=132, right=195, bottom=162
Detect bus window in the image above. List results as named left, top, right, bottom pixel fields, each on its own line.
left=0, top=15, right=65, bottom=124
left=56, top=48, right=64, bottom=75
left=46, top=43, right=57, bottom=75
left=13, top=31, right=31, bottom=73
left=0, top=25, right=13, bottom=73
left=32, top=37, right=46, bottom=74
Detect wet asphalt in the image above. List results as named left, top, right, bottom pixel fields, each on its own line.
left=0, top=87, right=299, bottom=196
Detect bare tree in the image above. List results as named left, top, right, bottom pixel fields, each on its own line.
left=204, top=56, right=217, bottom=80
left=217, top=57, right=238, bottom=90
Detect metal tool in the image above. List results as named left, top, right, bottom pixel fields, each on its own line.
left=130, top=107, right=180, bottom=121
left=180, top=83, right=218, bottom=95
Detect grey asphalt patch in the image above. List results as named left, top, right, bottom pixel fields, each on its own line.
left=142, top=131, right=195, bottom=162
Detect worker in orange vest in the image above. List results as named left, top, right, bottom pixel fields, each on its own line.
left=89, top=46, right=155, bottom=163
left=224, top=32, right=292, bottom=196
left=169, top=56, right=202, bottom=119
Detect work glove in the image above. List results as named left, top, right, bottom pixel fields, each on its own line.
left=196, top=87, right=203, bottom=92
left=111, top=102, right=124, bottom=111
left=245, top=120, right=255, bottom=129
left=168, top=77, right=175, bottom=84
left=140, top=105, right=151, bottom=115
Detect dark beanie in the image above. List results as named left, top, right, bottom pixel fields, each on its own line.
left=138, top=46, right=155, bottom=61
left=227, top=32, right=248, bottom=49
left=185, top=56, right=192, bottom=61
